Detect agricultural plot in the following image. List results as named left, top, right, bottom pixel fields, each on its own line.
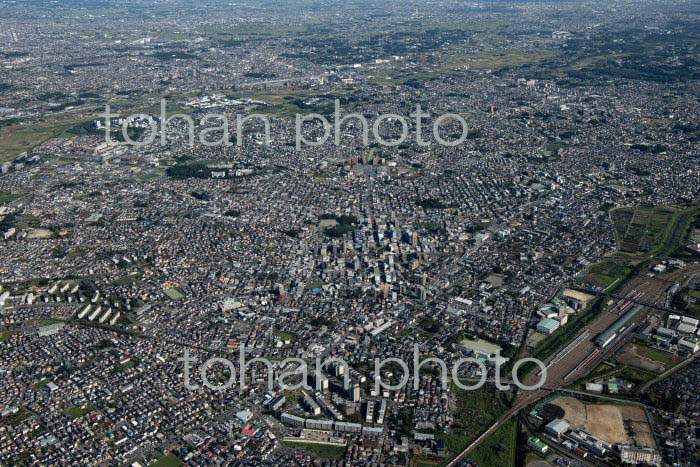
left=611, top=205, right=698, bottom=255
left=618, top=405, right=656, bottom=448
left=611, top=206, right=676, bottom=253
left=585, top=405, right=629, bottom=444
left=0, top=192, right=25, bottom=205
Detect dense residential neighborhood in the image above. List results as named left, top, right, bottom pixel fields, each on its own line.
left=1, top=0, right=700, bottom=466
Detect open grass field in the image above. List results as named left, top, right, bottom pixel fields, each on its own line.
left=615, top=342, right=678, bottom=373
left=64, top=405, right=93, bottom=419
left=437, top=385, right=510, bottom=462
left=583, top=260, right=633, bottom=288
left=0, top=330, right=17, bottom=342
left=468, top=418, right=517, bottom=467
left=413, top=457, right=443, bottom=467
left=33, top=378, right=51, bottom=390
left=149, top=454, right=182, bottom=467
left=616, top=366, right=657, bottom=387
left=36, top=319, right=61, bottom=326
left=525, top=330, right=548, bottom=348
left=163, top=288, right=184, bottom=300
left=274, top=329, right=295, bottom=341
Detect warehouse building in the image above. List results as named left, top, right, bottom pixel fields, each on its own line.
left=678, top=337, right=700, bottom=353
left=527, top=437, right=549, bottom=455
left=537, top=317, right=560, bottom=335
left=655, top=327, right=677, bottom=339
left=545, top=419, right=570, bottom=439
left=562, top=289, right=594, bottom=311
left=566, top=430, right=609, bottom=457
left=595, top=305, right=644, bottom=348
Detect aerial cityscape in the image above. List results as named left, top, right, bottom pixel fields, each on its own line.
left=0, top=1, right=699, bottom=466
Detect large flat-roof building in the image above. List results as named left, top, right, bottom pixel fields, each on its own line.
left=545, top=419, right=570, bottom=438
left=537, top=318, right=560, bottom=335
left=595, top=305, right=645, bottom=347
left=561, top=289, right=595, bottom=311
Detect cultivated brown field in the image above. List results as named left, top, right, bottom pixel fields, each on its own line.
left=551, top=397, right=586, bottom=428
left=585, top=405, right=629, bottom=444
left=629, top=421, right=656, bottom=447
left=618, top=405, right=646, bottom=421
